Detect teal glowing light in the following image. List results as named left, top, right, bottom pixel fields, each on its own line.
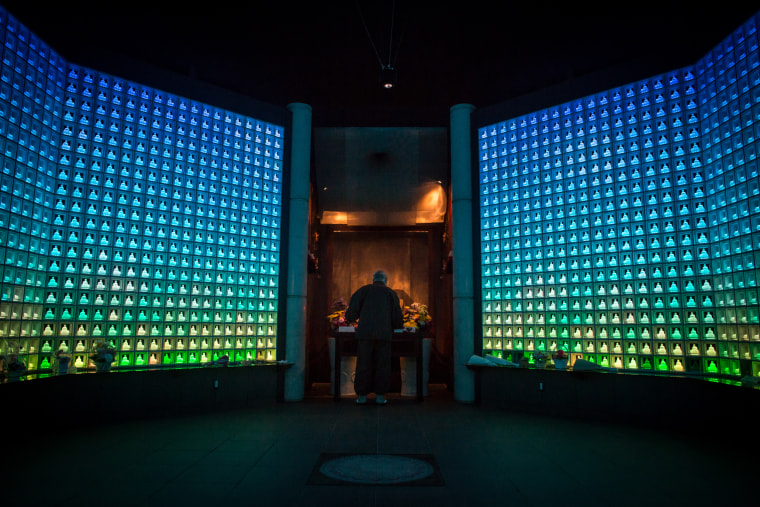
left=0, top=6, right=285, bottom=372
left=477, top=11, right=760, bottom=377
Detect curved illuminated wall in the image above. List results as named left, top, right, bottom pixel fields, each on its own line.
left=0, top=7, right=286, bottom=372
left=477, top=12, right=760, bottom=378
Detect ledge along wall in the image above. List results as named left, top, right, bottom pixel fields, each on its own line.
left=476, top=366, right=760, bottom=431
left=6, top=364, right=287, bottom=428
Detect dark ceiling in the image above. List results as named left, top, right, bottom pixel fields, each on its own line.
left=3, top=1, right=758, bottom=128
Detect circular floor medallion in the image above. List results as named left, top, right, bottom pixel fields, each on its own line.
left=319, top=454, right=434, bottom=485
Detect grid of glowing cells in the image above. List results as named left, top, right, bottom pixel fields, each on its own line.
left=478, top=12, right=760, bottom=377
left=0, top=8, right=285, bottom=371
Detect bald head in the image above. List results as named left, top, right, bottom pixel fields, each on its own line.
left=372, top=270, right=388, bottom=284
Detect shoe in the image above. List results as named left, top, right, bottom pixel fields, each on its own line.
left=356, top=396, right=367, bottom=405
left=375, top=395, right=388, bottom=405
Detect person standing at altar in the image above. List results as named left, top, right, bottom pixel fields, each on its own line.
left=345, top=270, right=404, bottom=405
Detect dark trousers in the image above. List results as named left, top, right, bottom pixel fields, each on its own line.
left=354, top=339, right=392, bottom=396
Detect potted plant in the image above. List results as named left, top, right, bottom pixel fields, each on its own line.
left=90, top=340, right=116, bottom=372
left=5, top=353, right=27, bottom=382
left=553, top=349, right=569, bottom=370
left=532, top=350, right=547, bottom=369
left=400, top=302, right=434, bottom=397
left=326, top=297, right=356, bottom=396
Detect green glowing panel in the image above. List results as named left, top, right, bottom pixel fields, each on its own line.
left=477, top=11, right=760, bottom=377
left=0, top=6, right=285, bottom=372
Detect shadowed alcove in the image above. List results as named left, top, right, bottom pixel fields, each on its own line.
left=328, top=231, right=429, bottom=309
left=306, top=127, right=453, bottom=393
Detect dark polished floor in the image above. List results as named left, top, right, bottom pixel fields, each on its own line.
left=7, top=383, right=754, bottom=507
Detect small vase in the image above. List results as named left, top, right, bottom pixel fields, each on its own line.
left=95, top=362, right=112, bottom=373
left=553, top=358, right=568, bottom=370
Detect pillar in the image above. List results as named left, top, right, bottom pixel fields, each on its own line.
left=284, top=103, right=312, bottom=402
left=450, top=104, right=476, bottom=403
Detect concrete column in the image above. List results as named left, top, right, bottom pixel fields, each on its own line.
left=284, top=103, right=312, bottom=402
left=450, top=104, right=476, bottom=403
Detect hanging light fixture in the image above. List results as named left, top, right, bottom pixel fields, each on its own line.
left=380, top=65, right=398, bottom=89
left=358, top=1, right=401, bottom=90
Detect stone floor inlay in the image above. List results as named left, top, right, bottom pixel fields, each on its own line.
left=308, top=453, right=444, bottom=486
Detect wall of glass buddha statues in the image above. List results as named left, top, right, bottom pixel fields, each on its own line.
left=477, top=12, right=760, bottom=378
left=0, top=7, right=287, bottom=373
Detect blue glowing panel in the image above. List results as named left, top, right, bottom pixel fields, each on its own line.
left=477, top=12, right=760, bottom=376
left=0, top=7, right=285, bottom=371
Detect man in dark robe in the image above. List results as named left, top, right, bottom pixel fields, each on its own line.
left=345, top=270, right=404, bottom=404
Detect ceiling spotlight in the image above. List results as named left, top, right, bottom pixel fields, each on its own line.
left=380, top=65, right=397, bottom=89
left=358, top=2, right=401, bottom=90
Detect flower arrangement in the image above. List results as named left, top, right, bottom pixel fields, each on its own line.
left=90, top=340, right=116, bottom=372
left=403, top=303, right=432, bottom=332
left=532, top=350, right=547, bottom=364
left=326, top=298, right=349, bottom=331
left=552, top=349, right=569, bottom=369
